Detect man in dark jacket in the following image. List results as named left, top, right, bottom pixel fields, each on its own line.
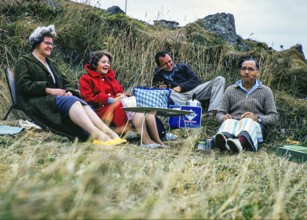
left=153, top=51, right=225, bottom=114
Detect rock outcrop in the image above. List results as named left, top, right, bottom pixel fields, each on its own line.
left=291, top=43, right=305, bottom=58
left=106, top=6, right=125, bottom=15
left=198, top=13, right=249, bottom=51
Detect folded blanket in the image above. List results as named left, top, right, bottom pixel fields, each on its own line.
left=0, top=125, right=24, bottom=135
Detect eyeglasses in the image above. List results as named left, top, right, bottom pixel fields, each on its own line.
left=43, top=41, right=54, bottom=46
left=240, top=67, right=257, bottom=72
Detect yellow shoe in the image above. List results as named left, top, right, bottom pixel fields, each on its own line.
left=92, top=139, right=118, bottom=146
left=113, top=138, right=127, bottom=144
left=93, top=138, right=127, bottom=146
left=105, top=138, right=127, bottom=146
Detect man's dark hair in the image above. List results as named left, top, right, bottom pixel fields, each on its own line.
left=240, top=58, right=260, bottom=69
left=155, top=51, right=171, bottom=66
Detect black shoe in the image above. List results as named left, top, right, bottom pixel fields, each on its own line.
left=215, top=133, right=230, bottom=151
left=226, top=138, right=243, bottom=153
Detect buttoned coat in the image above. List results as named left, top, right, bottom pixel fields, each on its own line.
left=79, top=64, right=127, bottom=128
left=14, top=53, right=85, bottom=140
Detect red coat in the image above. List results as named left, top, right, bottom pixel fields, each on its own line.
left=79, top=64, right=128, bottom=128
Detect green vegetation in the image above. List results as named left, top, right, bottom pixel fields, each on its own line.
left=0, top=0, right=306, bottom=219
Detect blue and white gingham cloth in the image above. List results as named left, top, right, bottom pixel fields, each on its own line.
left=132, top=86, right=171, bottom=109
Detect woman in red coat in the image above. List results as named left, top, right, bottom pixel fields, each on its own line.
left=79, top=51, right=164, bottom=148
left=15, top=24, right=124, bottom=146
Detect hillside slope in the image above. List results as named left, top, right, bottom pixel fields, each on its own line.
left=0, top=0, right=306, bottom=143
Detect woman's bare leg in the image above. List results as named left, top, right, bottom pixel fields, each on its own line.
left=69, top=102, right=111, bottom=141
left=132, top=113, right=157, bottom=145
left=83, top=105, right=119, bottom=139
left=145, top=114, right=164, bottom=145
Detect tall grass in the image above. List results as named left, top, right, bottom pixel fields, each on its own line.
left=0, top=131, right=306, bottom=219
left=0, top=0, right=305, bottom=140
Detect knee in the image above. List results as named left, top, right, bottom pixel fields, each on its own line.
left=215, top=76, right=225, bottom=83
left=213, top=76, right=226, bottom=88
left=145, top=114, right=155, bottom=121
left=132, top=114, right=143, bottom=126
left=132, top=119, right=141, bottom=129
left=71, top=100, right=83, bottom=108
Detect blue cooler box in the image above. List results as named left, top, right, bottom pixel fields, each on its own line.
left=169, top=105, right=202, bottom=128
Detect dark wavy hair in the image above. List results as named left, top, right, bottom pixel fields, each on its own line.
left=88, top=50, right=113, bottom=70
left=154, top=51, right=172, bottom=67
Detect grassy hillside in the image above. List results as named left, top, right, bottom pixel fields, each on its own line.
left=0, top=0, right=306, bottom=219
left=1, top=0, right=306, bottom=142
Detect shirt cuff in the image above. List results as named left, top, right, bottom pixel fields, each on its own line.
left=107, top=97, right=114, bottom=104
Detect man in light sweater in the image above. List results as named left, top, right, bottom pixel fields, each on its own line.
left=215, top=58, right=278, bottom=153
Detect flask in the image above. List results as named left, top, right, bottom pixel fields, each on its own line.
left=186, top=93, right=201, bottom=107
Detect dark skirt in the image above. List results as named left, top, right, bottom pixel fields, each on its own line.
left=56, top=95, right=89, bottom=141
left=56, top=95, right=88, bottom=117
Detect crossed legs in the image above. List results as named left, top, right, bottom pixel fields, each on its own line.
left=69, top=101, right=164, bottom=145
left=69, top=101, right=119, bottom=142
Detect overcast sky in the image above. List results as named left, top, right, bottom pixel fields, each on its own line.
left=73, top=0, right=307, bottom=56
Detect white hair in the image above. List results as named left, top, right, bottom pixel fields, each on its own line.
left=29, top=24, right=56, bottom=48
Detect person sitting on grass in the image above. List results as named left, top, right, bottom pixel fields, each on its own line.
left=153, top=51, right=226, bottom=116
left=214, top=58, right=278, bottom=153
left=79, top=50, right=165, bottom=148
left=14, top=24, right=125, bottom=146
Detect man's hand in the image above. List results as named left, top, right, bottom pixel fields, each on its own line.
left=223, top=114, right=232, bottom=120
left=158, top=84, right=168, bottom=89
left=172, top=86, right=182, bottom=93
left=241, top=112, right=258, bottom=122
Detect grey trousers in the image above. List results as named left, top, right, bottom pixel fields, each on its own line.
left=170, top=76, right=225, bottom=112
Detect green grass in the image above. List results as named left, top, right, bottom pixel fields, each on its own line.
left=0, top=129, right=306, bottom=219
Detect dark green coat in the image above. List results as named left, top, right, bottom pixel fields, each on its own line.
left=15, top=53, right=87, bottom=140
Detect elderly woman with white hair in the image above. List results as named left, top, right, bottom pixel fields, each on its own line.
left=14, top=24, right=126, bottom=146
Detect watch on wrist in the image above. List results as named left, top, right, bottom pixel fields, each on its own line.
left=258, top=116, right=262, bottom=123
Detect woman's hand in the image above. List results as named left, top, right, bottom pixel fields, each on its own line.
left=241, top=112, right=258, bottom=122
left=46, top=88, right=67, bottom=96
left=114, top=93, right=127, bottom=102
